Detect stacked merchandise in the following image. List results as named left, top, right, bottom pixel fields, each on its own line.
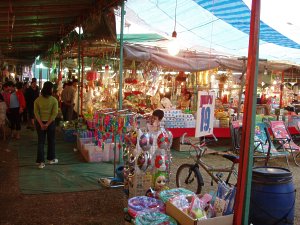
left=123, top=126, right=173, bottom=198
left=77, top=109, right=137, bottom=163
left=125, top=184, right=235, bottom=225
left=61, top=119, right=87, bottom=143
left=161, top=109, right=196, bottom=128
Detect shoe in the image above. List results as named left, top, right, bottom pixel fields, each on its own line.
left=98, top=178, right=111, bottom=188
left=38, top=163, right=45, bottom=169
left=48, top=159, right=58, bottom=164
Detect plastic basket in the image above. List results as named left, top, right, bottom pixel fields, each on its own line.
left=63, top=129, right=76, bottom=142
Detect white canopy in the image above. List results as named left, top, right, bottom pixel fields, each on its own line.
left=122, top=0, right=300, bottom=65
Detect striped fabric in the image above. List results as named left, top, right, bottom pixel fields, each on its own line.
left=194, top=0, right=300, bottom=49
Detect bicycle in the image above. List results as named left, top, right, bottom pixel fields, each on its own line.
left=175, top=133, right=239, bottom=194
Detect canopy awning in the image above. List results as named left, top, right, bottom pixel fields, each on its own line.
left=124, top=0, right=300, bottom=65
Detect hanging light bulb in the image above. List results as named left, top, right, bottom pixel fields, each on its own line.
left=168, top=0, right=180, bottom=56
left=168, top=31, right=180, bottom=56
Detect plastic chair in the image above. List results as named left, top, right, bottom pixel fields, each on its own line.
left=254, top=122, right=289, bottom=167
left=269, top=120, right=300, bottom=166
left=286, top=115, right=300, bottom=143
left=230, top=119, right=288, bottom=166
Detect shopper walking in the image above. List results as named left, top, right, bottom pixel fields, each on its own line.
left=21, top=81, right=29, bottom=123
left=61, top=81, right=75, bottom=121
left=15, top=82, right=26, bottom=139
left=25, top=78, right=40, bottom=130
left=34, top=81, right=58, bottom=169
left=7, top=82, right=25, bottom=139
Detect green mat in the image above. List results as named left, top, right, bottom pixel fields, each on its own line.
left=12, top=129, right=115, bottom=194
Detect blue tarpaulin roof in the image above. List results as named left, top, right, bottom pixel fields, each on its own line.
left=195, top=0, right=300, bottom=49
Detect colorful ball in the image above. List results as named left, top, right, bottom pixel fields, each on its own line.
left=157, top=131, right=170, bottom=150
left=166, top=129, right=173, bottom=148
left=139, top=132, right=153, bottom=151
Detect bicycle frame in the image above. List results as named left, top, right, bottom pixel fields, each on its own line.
left=196, top=156, right=237, bottom=184
left=184, top=135, right=238, bottom=186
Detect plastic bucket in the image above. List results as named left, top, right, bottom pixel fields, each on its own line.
left=115, top=165, right=124, bottom=182
left=249, top=167, right=295, bottom=225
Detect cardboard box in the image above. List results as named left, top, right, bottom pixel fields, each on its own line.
left=171, top=137, right=198, bottom=151
left=166, top=200, right=233, bottom=225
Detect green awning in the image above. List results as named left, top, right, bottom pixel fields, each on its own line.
left=117, top=33, right=166, bottom=43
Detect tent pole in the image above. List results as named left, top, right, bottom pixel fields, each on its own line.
left=118, top=0, right=125, bottom=110
left=77, top=26, right=81, bottom=118
left=233, top=0, right=261, bottom=224
left=237, top=57, right=247, bottom=120
left=81, top=50, right=84, bottom=116
left=280, top=71, right=284, bottom=108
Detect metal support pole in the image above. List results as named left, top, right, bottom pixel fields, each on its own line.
left=234, top=0, right=261, bottom=224
left=39, top=67, right=42, bottom=88
left=47, top=68, right=50, bottom=81
left=118, top=0, right=125, bottom=110
left=81, top=52, right=84, bottom=116
left=280, top=71, right=284, bottom=108
left=77, top=27, right=81, bottom=118
left=237, top=57, right=247, bottom=120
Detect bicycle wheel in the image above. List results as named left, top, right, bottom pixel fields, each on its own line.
left=176, top=164, right=203, bottom=194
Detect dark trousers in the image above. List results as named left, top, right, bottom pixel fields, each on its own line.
left=8, top=107, right=21, bottom=130
left=61, top=102, right=73, bottom=121
left=35, top=121, right=56, bottom=163
left=21, top=108, right=28, bottom=123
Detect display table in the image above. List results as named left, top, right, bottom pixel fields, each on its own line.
left=169, top=126, right=300, bottom=151
left=168, top=126, right=299, bottom=139
left=167, top=128, right=231, bottom=138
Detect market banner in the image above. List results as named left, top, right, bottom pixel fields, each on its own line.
left=195, top=91, right=215, bottom=137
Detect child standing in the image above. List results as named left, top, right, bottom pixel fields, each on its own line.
left=147, top=109, right=164, bottom=133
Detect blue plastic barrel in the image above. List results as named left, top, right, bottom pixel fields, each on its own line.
left=249, top=167, right=295, bottom=225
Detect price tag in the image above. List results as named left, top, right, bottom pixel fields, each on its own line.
left=195, top=91, right=215, bottom=137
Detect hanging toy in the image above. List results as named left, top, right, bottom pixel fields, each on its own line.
left=129, top=131, right=137, bottom=146
left=139, top=132, right=153, bottom=151
left=166, top=129, right=173, bottom=149
left=137, top=152, right=151, bottom=172
left=103, top=64, right=110, bottom=87
left=157, top=130, right=170, bottom=150
left=153, top=149, right=169, bottom=172
left=153, top=171, right=169, bottom=192
left=86, top=70, right=98, bottom=81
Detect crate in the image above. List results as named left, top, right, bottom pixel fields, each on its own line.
left=81, top=144, right=103, bottom=162
left=166, top=199, right=233, bottom=225
left=77, top=137, right=94, bottom=151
